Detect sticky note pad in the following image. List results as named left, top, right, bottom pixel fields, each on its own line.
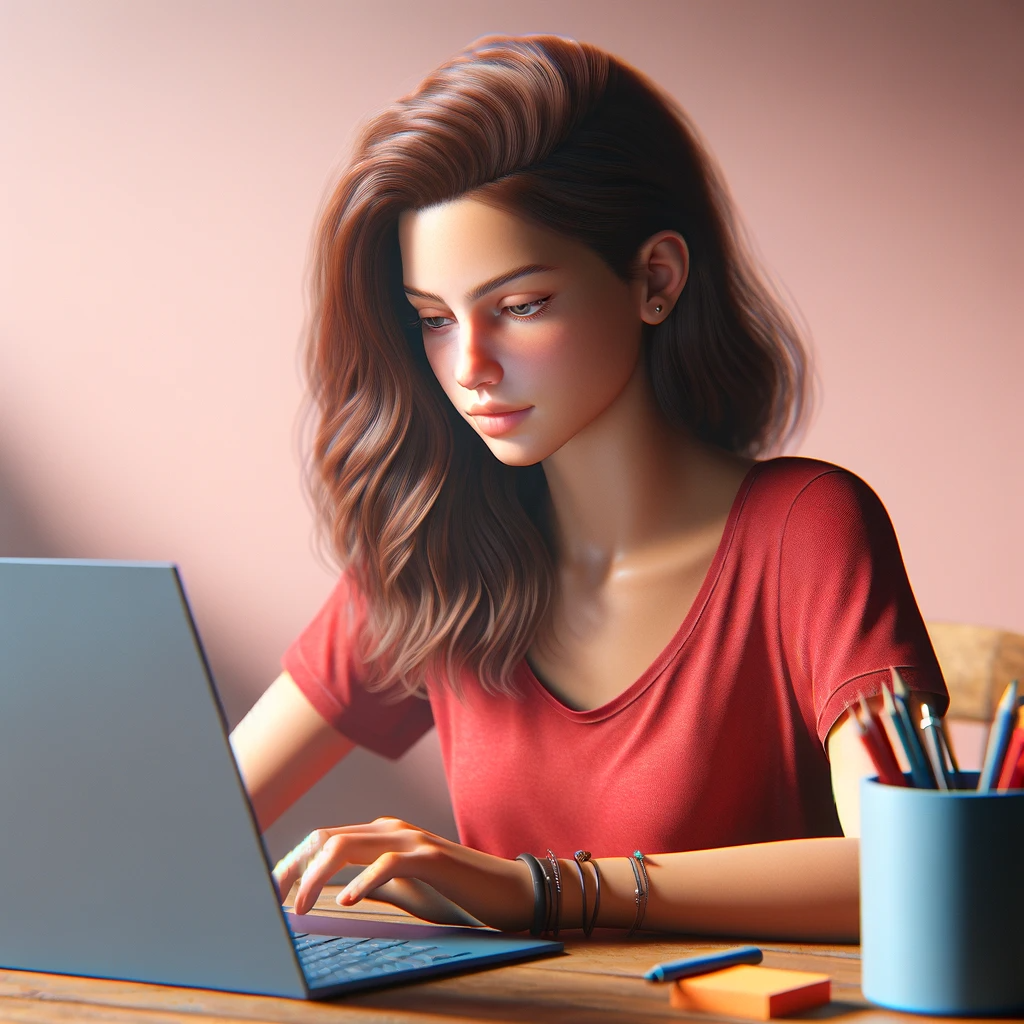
left=670, top=964, right=831, bottom=1019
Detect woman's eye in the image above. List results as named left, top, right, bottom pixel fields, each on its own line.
left=420, top=315, right=454, bottom=331
left=504, top=298, right=550, bottom=319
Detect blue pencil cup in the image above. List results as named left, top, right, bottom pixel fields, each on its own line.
left=860, top=775, right=1024, bottom=1015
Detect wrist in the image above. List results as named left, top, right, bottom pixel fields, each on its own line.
left=594, top=856, right=653, bottom=930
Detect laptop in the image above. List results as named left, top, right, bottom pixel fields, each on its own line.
left=0, top=558, right=561, bottom=998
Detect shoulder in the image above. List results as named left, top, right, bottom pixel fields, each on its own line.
left=746, top=455, right=871, bottom=501
left=730, top=457, right=900, bottom=577
left=743, top=456, right=888, bottom=529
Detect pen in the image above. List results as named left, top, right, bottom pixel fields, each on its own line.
left=978, top=680, right=1019, bottom=792
left=645, top=945, right=764, bottom=982
left=919, top=703, right=950, bottom=790
left=936, top=716, right=961, bottom=789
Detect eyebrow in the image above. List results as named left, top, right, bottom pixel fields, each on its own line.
left=403, top=263, right=557, bottom=305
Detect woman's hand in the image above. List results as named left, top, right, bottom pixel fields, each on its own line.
left=272, top=817, right=536, bottom=932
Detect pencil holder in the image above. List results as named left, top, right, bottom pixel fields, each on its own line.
left=860, top=774, right=1024, bottom=1015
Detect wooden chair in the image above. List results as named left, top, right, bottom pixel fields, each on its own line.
left=925, top=622, right=1024, bottom=721
left=924, top=622, right=1024, bottom=770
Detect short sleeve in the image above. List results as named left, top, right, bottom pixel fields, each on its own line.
left=282, top=574, right=434, bottom=760
left=779, top=468, right=948, bottom=745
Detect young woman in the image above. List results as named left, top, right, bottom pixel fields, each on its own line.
left=230, top=34, right=946, bottom=941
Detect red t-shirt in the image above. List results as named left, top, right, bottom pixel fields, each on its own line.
left=283, top=457, right=947, bottom=859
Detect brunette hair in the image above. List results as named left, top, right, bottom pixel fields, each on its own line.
left=304, top=34, right=809, bottom=697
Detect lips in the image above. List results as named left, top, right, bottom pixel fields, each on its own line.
left=467, top=405, right=532, bottom=438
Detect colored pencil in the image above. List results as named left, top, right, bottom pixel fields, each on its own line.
left=995, top=706, right=1024, bottom=791
left=979, top=680, right=1019, bottom=792
left=853, top=696, right=905, bottom=786
left=883, top=675, right=934, bottom=788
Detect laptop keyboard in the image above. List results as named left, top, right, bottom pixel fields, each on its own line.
left=292, top=931, right=473, bottom=986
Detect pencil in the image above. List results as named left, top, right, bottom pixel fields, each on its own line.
left=883, top=676, right=934, bottom=788
left=994, top=706, right=1024, bottom=791
left=979, top=680, right=1019, bottom=792
left=855, top=696, right=905, bottom=786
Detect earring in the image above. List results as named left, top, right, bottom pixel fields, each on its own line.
left=654, top=304, right=663, bottom=313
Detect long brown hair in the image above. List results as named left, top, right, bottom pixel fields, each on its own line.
left=304, top=34, right=810, bottom=698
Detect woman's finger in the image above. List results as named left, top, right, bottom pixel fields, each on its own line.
left=272, top=829, right=327, bottom=900
left=291, top=829, right=427, bottom=915
left=338, top=845, right=533, bottom=932
left=273, top=817, right=442, bottom=901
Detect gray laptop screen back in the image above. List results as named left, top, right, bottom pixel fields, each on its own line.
left=0, top=559, right=307, bottom=998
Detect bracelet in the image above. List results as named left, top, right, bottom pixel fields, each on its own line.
left=571, top=850, right=588, bottom=932
left=545, top=849, right=563, bottom=937
left=575, top=850, right=601, bottom=937
left=538, top=856, right=556, bottom=935
left=516, top=853, right=548, bottom=937
left=625, top=850, right=649, bottom=938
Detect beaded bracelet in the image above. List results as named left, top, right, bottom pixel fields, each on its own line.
left=624, top=850, right=649, bottom=938
left=515, top=853, right=548, bottom=936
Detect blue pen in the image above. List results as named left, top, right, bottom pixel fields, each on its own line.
left=644, top=944, right=763, bottom=982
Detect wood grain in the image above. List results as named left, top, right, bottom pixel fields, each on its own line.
left=0, top=889, right=994, bottom=1022
left=926, top=622, right=1024, bottom=721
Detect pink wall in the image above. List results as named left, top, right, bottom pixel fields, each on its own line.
left=1, top=1, right=1020, bottom=859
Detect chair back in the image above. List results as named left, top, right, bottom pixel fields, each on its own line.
left=925, top=622, right=1024, bottom=721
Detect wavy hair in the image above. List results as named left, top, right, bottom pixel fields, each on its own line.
left=304, top=34, right=810, bottom=698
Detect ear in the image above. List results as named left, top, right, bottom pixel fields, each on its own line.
left=634, top=231, right=689, bottom=325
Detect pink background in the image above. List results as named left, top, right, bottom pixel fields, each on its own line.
left=2, top=1, right=1020, bottom=858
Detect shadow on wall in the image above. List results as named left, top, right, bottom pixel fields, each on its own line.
left=153, top=570, right=462, bottom=868
left=0, top=451, right=459, bottom=871
left=0, top=456, right=59, bottom=558
left=195, top=586, right=460, bottom=868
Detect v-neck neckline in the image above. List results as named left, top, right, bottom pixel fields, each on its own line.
left=519, top=459, right=765, bottom=722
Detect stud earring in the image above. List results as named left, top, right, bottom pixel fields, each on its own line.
left=654, top=304, right=663, bottom=313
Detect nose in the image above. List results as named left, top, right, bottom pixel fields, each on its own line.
left=453, top=316, right=503, bottom=390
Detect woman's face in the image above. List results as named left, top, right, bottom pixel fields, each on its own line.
left=398, top=198, right=647, bottom=467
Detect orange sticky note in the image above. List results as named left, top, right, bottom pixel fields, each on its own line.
left=670, top=964, right=831, bottom=1019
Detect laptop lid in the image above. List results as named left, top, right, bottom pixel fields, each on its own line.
left=0, top=558, right=309, bottom=998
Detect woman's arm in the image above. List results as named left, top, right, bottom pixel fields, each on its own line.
left=597, top=705, right=872, bottom=940
left=282, top=705, right=872, bottom=940
left=827, top=695, right=884, bottom=839
left=284, top=823, right=860, bottom=939
left=573, top=837, right=859, bottom=941
left=229, top=671, right=355, bottom=832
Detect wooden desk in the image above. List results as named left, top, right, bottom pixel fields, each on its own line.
left=0, top=887, right=984, bottom=1023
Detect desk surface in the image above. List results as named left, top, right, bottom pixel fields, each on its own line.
left=0, top=887, right=984, bottom=1023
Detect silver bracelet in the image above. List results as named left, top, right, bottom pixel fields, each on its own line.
left=576, top=850, right=601, bottom=937
left=625, top=850, right=649, bottom=938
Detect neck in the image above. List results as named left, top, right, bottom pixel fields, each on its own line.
left=541, top=359, right=751, bottom=580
